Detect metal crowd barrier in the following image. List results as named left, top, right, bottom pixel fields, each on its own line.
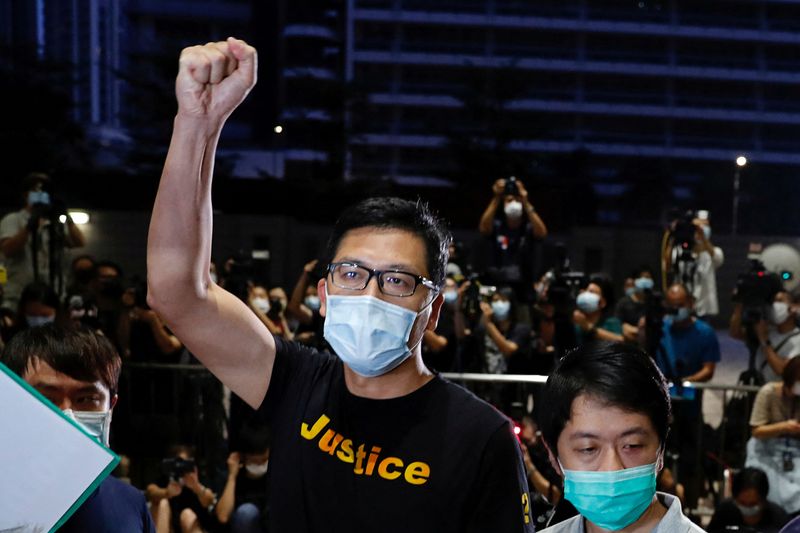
left=119, top=363, right=765, bottom=509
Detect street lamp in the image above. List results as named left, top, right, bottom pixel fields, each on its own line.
left=732, top=155, right=747, bottom=235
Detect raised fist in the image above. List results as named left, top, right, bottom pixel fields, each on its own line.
left=176, top=37, right=257, bottom=124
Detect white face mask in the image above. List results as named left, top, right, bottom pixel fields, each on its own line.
left=504, top=201, right=523, bottom=219
left=252, top=297, right=270, bottom=314
left=769, top=301, right=791, bottom=325
left=245, top=461, right=269, bottom=477
left=63, top=408, right=112, bottom=447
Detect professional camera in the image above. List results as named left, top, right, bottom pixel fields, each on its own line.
left=734, top=259, right=783, bottom=322
left=462, top=273, right=496, bottom=322
left=671, top=210, right=697, bottom=249
left=504, top=176, right=518, bottom=196
left=161, top=457, right=196, bottom=481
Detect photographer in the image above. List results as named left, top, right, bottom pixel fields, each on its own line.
left=745, top=356, right=800, bottom=517
left=422, top=276, right=458, bottom=372
left=731, top=289, right=800, bottom=383
left=0, top=172, right=86, bottom=310
left=663, top=213, right=723, bottom=319
left=216, top=426, right=271, bottom=532
left=708, top=467, right=789, bottom=533
left=572, top=276, right=624, bottom=345
left=478, top=177, right=547, bottom=301
left=147, top=444, right=218, bottom=533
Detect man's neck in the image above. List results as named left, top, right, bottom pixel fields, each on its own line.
left=777, top=319, right=797, bottom=334
left=506, top=216, right=523, bottom=229
left=343, top=352, right=433, bottom=400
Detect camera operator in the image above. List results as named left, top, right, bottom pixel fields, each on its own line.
left=731, top=289, right=800, bottom=383
left=216, top=425, right=271, bottom=532
left=664, top=213, right=724, bottom=319
left=615, top=266, right=655, bottom=342
left=0, top=173, right=86, bottom=310
left=572, top=276, right=624, bottom=345
left=708, top=467, right=790, bottom=533
left=478, top=177, right=547, bottom=302
left=147, top=444, right=218, bottom=533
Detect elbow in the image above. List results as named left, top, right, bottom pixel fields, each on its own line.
left=147, top=278, right=206, bottom=319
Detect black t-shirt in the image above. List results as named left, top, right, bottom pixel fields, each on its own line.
left=258, top=338, right=535, bottom=533
left=59, top=476, right=155, bottom=533
left=487, top=219, right=535, bottom=285
left=707, top=499, right=789, bottom=533
left=615, top=296, right=645, bottom=327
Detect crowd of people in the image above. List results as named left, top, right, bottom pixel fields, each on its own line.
left=2, top=37, right=800, bottom=533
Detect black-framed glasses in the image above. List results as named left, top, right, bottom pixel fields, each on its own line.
left=327, top=262, right=438, bottom=297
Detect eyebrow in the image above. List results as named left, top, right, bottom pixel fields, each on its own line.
left=568, top=427, right=650, bottom=440
left=337, top=257, right=421, bottom=274
left=31, top=382, right=104, bottom=395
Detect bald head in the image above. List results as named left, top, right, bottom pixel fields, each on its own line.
left=666, top=283, right=693, bottom=311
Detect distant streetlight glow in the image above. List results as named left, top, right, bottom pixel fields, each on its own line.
left=736, top=155, right=747, bottom=167
left=274, top=125, right=283, bottom=134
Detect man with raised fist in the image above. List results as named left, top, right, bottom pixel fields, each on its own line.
left=147, top=39, right=533, bottom=532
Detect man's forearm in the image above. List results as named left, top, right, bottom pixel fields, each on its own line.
left=478, top=198, right=499, bottom=235
left=763, top=345, right=788, bottom=377
left=147, top=115, right=220, bottom=310
left=524, top=202, right=547, bottom=239
left=215, top=475, right=237, bottom=523
left=288, top=270, right=313, bottom=324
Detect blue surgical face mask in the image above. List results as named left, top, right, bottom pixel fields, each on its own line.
left=304, top=295, right=321, bottom=311
left=323, top=287, right=425, bottom=377
left=576, top=291, right=601, bottom=314
left=491, top=300, right=511, bottom=320
left=26, top=315, right=55, bottom=327
left=443, top=290, right=458, bottom=305
left=674, top=306, right=692, bottom=322
left=702, top=225, right=711, bottom=240
left=63, top=408, right=112, bottom=447
left=28, top=190, right=50, bottom=206
left=560, top=460, right=658, bottom=531
left=624, top=287, right=636, bottom=298
left=634, top=277, right=654, bottom=292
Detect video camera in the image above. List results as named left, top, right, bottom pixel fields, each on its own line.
left=671, top=210, right=697, bottom=250
left=734, top=259, right=783, bottom=323
left=542, top=244, right=586, bottom=315
left=161, top=457, right=196, bottom=481
left=462, top=272, right=496, bottom=322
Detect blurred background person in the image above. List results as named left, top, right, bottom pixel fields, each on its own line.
left=746, top=355, right=800, bottom=518
left=216, top=425, right=270, bottom=532
left=572, top=275, right=623, bottom=345
left=615, top=266, right=655, bottom=343
left=422, top=275, right=459, bottom=372
left=479, top=176, right=547, bottom=304
left=708, top=467, right=790, bottom=533
left=0, top=172, right=86, bottom=310
left=287, top=259, right=325, bottom=348
left=17, top=280, right=60, bottom=330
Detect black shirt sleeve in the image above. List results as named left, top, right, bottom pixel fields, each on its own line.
left=465, top=421, right=535, bottom=532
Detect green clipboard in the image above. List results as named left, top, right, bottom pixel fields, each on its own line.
left=0, top=361, right=120, bottom=532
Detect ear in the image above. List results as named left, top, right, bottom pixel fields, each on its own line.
left=542, top=439, right=564, bottom=478
left=426, top=293, right=445, bottom=331
left=109, top=393, right=119, bottom=411
left=317, top=279, right=328, bottom=318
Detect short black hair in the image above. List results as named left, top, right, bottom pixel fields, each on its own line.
left=325, top=197, right=451, bottom=288
left=1, top=323, right=122, bottom=397
left=18, top=282, right=60, bottom=315
left=629, top=265, right=654, bottom=280
left=733, top=467, right=769, bottom=500
left=539, top=341, right=671, bottom=455
left=585, top=274, right=616, bottom=311
left=94, top=260, right=123, bottom=279
left=237, top=424, right=271, bottom=455
left=19, top=172, right=50, bottom=205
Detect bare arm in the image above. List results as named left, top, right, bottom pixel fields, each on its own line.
left=479, top=179, right=505, bottom=235
left=64, top=217, right=86, bottom=248
left=516, top=180, right=547, bottom=239
left=423, top=329, right=448, bottom=352
left=684, top=362, right=715, bottom=383
left=216, top=453, right=240, bottom=523
left=729, top=303, right=745, bottom=340
left=146, top=38, right=274, bottom=409
left=752, top=419, right=800, bottom=440
left=287, top=260, right=317, bottom=325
